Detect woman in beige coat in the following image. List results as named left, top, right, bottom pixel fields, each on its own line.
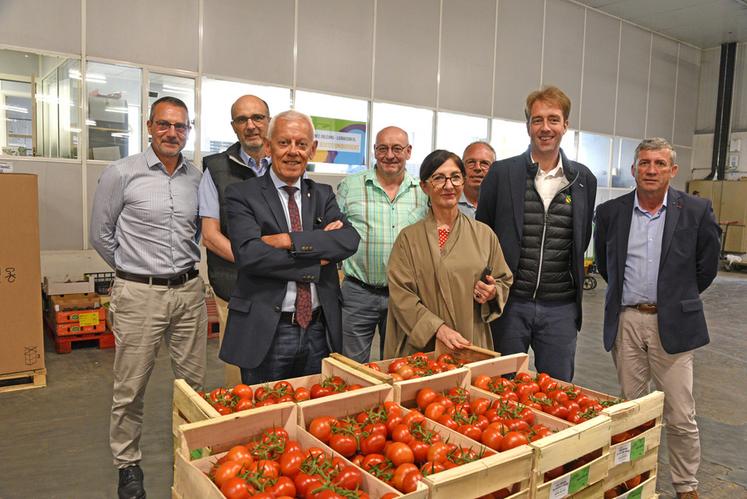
left=383, top=150, right=513, bottom=358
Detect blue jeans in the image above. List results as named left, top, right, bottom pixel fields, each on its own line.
left=490, top=296, right=578, bottom=381
left=341, top=279, right=389, bottom=363
left=240, top=313, right=329, bottom=384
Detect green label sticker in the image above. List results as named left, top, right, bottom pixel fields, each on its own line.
left=630, top=437, right=645, bottom=461
left=568, top=465, right=590, bottom=494
left=190, top=448, right=203, bottom=460
left=628, top=487, right=643, bottom=499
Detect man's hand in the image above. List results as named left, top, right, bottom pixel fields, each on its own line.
left=323, top=220, right=343, bottom=231
left=261, top=233, right=292, bottom=250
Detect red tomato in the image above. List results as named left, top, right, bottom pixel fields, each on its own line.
left=397, top=364, right=415, bottom=380
left=402, top=410, right=426, bottom=426
left=329, top=433, right=357, bottom=457
left=359, top=431, right=386, bottom=455
left=333, top=465, right=363, bottom=490
left=308, top=416, right=335, bottom=443
left=499, top=431, right=529, bottom=451
left=388, top=358, right=408, bottom=374
left=361, top=453, right=387, bottom=471
left=278, top=450, right=304, bottom=477
left=231, top=384, right=253, bottom=399
left=402, top=469, right=423, bottom=493
left=294, top=387, right=311, bottom=402
left=408, top=439, right=430, bottom=463
left=480, top=426, right=504, bottom=450
left=225, top=445, right=254, bottom=466
left=220, top=476, right=251, bottom=499
left=310, top=384, right=335, bottom=399
left=234, top=398, right=254, bottom=412
left=391, top=463, right=419, bottom=490
left=470, top=397, right=490, bottom=416
left=416, top=388, right=438, bottom=410
left=365, top=362, right=382, bottom=372
left=420, top=461, right=445, bottom=475
left=386, top=442, right=415, bottom=466
left=426, top=442, right=449, bottom=463
left=424, top=402, right=446, bottom=420
left=458, top=424, right=482, bottom=441
left=268, top=476, right=296, bottom=497
left=213, top=403, right=232, bottom=415
left=473, top=375, right=491, bottom=390
left=212, top=460, right=242, bottom=487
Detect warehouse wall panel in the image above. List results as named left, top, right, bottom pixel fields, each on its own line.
left=87, top=0, right=198, bottom=71
left=673, top=44, right=700, bottom=146
left=695, top=47, right=719, bottom=133
left=579, top=10, right=620, bottom=135
left=542, top=0, right=585, bottom=126
left=12, top=162, right=83, bottom=251
left=438, top=0, right=496, bottom=116
left=733, top=43, right=747, bottom=131
left=296, top=0, right=374, bottom=98
left=615, top=23, right=650, bottom=138
left=493, top=0, right=544, bottom=121
left=374, top=0, right=440, bottom=107
left=646, top=35, right=678, bottom=141
left=0, top=0, right=80, bottom=55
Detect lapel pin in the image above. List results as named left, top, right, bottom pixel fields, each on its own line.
left=307, top=192, right=311, bottom=198
left=579, top=183, right=584, bottom=188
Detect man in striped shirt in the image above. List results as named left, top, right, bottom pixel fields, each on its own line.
left=90, top=96, right=205, bottom=499
left=337, top=126, right=428, bottom=362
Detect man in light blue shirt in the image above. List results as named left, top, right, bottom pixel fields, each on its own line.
left=459, top=141, right=495, bottom=218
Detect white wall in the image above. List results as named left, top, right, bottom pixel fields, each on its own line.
left=0, top=0, right=704, bottom=276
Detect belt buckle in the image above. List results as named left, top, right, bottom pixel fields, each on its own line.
left=290, top=312, right=296, bottom=325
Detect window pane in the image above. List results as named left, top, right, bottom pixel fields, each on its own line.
left=578, top=132, right=612, bottom=188
left=491, top=118, right=528, bottom=160
left=611, top=137, right=638, bottom=188
left=148, top=73, right=196, bottom=160
left=294, top=90, right=368, bottom=174
left=86, top=62, right=141, bottom=161
left=561, top=129, right=578, bottom=160
left=201, top=78, right=291, bottom=157
left=0, top=49, right=81, bottom=159
left=436, top=112, right=488, bottom=156
left=372, top=102, right=433, bottom=177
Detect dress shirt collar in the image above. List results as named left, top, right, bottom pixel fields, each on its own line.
left=144, top=145, right=186, bottom=174
left=270, top=168, right=302, bottom=191
left=633, top=189, right=668, bottom=216
left=239, top=148, right=270, bottom=176
left=368, top=165, right=420, bottom=188
left=531, top=153, right=564, bottom=179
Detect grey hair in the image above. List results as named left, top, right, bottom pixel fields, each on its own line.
left=267, top=110, right=315, bottom=140
left=463, top=140, right=496, bottom=160
left=634, top=138, right=676, bottom=166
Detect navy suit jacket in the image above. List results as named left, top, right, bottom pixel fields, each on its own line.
left=476, top=148, right=597, bottom=330
left=219, top=172, right=360, bottom=369
left=593, top=188, right=721, bottom=354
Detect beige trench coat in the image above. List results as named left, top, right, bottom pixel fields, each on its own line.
left=383, top=210, right=513, bottom=358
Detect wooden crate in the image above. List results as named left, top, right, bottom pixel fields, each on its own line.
left=602, top=448, right=658, bottom=498
left=530, top=415, right=611, bottom=499
left=0, top=368, right=46, bottom=394
left=393, top=366, right=470, bottom=405
left=330, top=344, right=499, bottom=385
left=604, top=472, right=657, bottom=499
left=171, top=356, right=385, bottom=454
left=298, top=384, right=532, bottom=499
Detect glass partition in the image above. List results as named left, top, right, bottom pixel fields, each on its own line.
left=436, top=111, right=488, bottom=157
left=148, top=73, right=195, bottom=159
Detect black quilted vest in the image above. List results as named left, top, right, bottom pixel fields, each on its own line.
left=512, top=163, right=576, bottom=302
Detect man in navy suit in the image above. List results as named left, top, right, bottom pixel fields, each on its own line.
left=476, top=86, right=597, bottom=381
left=219, top=110, right=360, bottom=384
left=594, top=138, right=721, bottom=499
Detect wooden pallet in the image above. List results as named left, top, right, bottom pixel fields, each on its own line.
left=0, top=368, right=47, bottom=394
left=45, top=322, right=115, bottom=354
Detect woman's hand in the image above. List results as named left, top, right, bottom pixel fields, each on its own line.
left=473, top=274, right=497, bottom=304
left=435, top=324, right=470, bottom=350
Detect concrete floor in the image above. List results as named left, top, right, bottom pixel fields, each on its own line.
left=0, top=273, right=745, bottom=499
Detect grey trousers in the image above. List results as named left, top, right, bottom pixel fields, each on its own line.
left=109, top=276, right=207, bottom=467
left=340, top=279, right=389, bottom=363
left=612, top=307, right=700, bottom=493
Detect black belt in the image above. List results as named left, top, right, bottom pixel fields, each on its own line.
left=346, top=275, right=389, bottom=295
left=115, top=268, right=199, bottom=287
left=279, top=308, right=322, bottom=326
left=627, top=303, right=657, bottom=314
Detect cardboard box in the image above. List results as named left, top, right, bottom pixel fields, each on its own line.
left=0, top=174, right=45, bottom=374
left=43, top=276, right=95, bottom=296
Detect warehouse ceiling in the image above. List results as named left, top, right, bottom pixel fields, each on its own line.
left=574, top=0, right=747, bottom=48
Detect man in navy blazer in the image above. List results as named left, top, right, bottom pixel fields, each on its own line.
left=476, top=86, right=596, bottom=381
left=594, top=138, right=720, bottom=499
left=219, top=110, right=360, bottom=384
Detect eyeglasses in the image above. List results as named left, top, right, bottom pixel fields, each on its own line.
left=374, top=144, right=409, bottom=156
left=153, top=120, right=190, bottom=134
left=232, top=114, right=268, bottom=125
left=429, top=173, right=464, bottom=188
left=465, top=159, right=492, bottom=170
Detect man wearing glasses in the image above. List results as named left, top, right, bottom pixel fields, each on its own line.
left=90, top=96, right=205, bottom=499
left=459, top=141, right=496, bottom=218
left=198, top=95, right=270, bottom=384
left=476, top=86, right=597, bottom=382
left=336, top=126, right=428, bottom=362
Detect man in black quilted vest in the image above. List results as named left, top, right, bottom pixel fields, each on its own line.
left=198, top=95, right=271, bottom=384
left=476, top=86, right=597, bottom=381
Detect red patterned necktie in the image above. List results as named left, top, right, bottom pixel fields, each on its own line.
left=281, top=185, right=311, bottom=328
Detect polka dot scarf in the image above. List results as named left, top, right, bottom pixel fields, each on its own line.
left=438, top=226, right=450, bottom=250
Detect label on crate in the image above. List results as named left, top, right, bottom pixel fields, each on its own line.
left=618, top=486, right=643, bottom=499
left=614, top=436, right=646, bottom=465
left=77, top=312, right=100, bottom=327
left=548, top=465, right=590, bottom=499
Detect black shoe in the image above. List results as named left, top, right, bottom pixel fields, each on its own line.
left=118, top=464, right=146, bottom=499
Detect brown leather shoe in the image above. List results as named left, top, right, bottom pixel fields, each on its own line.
left=676, top=491, right=698, bottom=499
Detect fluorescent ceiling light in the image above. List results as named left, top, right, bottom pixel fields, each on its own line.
left=162, top=84, right=192, bottom=94
left=2, top=105, right=29, bottom=113
left=86, top=119, right=97, bottom=126
left=105, top=106, right=128, bottom=114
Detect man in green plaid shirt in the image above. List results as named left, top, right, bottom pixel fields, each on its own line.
left=337, top=126, right=428, bottom=362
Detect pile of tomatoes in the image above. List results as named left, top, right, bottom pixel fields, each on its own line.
left=364, top=352, right=464, bottom=381
left=414, top=386, right=555, bottom=452
left=472, top=372, right=623, bottom=424
left=604, top=470, right=651, bottom=498
left=200, top=377, right=364, bottom=415
left=306, top=401, right=492, bottom=494
left=209, top=426, right=377, bottom=499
